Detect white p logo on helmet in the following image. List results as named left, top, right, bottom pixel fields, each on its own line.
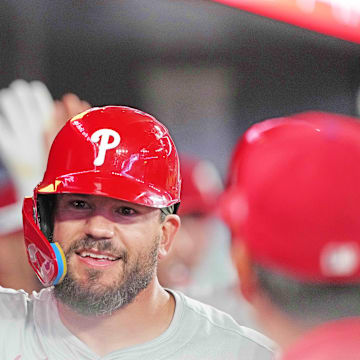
left=91, top=129, right=121, bottom=166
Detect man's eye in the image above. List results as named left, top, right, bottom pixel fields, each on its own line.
left=71, top=200, right=90, bottom=209
left=118, top=207, right=136, bottom=216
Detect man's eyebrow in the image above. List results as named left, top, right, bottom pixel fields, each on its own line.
left=62, top=193, right=89, bottom=198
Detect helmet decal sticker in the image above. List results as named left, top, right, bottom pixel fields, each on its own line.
left=91, top=128, right=121, bottom=166
left=27, top=243, right=55, bottom=286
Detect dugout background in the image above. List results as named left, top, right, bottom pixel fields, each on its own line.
left=1, top=0, right=360, bottom=175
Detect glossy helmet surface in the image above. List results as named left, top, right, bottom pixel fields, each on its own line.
left=23, top=106, right=181, bottom=286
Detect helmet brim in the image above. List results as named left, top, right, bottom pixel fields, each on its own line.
left=36, top=171, right=179, bottom=209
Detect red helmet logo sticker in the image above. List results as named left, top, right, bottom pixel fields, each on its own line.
left=91, top=128, right=121, bottom=166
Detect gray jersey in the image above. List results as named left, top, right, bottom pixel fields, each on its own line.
left=0, top=286, right=275, bottom=360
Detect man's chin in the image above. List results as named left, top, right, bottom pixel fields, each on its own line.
left=54, top=277, right=125, bottom=316
left=63, top=274, right=124, bottom=294
left=54, top=244, right=157, bottom=315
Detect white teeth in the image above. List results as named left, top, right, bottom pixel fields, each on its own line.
left=79, top=251, right=117, bottom=261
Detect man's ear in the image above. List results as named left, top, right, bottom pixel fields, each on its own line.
left=158, top=214, right=181, bottom=260
left=231, top=240, right=258, bottom=303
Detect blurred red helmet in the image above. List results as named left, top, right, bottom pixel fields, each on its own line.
left=178, top=154, right=223, bottom=216
left=221, top=111, right=360, bottom=283
left=23, top=106, right=181, bottom=286
left=282, top=318, right=360, bottom=360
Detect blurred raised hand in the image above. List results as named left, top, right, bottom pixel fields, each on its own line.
left=0, top=80, right=90, bottom=292
left=0, top=80, right=90, bottom=235
left=0, top=80, right=54, bottom=201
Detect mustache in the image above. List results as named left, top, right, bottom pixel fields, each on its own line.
left=65, top=237, right=128, bottom=262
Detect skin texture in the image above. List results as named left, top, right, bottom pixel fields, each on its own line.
left=52, top=193, right=180, bottom=356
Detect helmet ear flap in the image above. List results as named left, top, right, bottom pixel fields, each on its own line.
left=23, top=196, right=66, bottom=286
left=37, top=194, right=56, bottom=241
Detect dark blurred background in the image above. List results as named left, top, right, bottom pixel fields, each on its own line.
left=1, top=0, right=360, bottom=175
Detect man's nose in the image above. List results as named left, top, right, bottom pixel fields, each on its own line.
left=84, top=214, right=115, bottom=240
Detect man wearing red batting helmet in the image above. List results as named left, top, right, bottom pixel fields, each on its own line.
left=221, top=111, right=360, bottom=359
left=0, top=106, right=275, bottom=359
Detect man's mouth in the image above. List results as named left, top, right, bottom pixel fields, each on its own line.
left=75, top=249, right=123, bottom=267
left=78, top=251, right=118, bottom=261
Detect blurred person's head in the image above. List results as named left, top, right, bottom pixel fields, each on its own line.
left=157, top=154, right=223, bottom=289
left=221, top=112, right=360, bottom=349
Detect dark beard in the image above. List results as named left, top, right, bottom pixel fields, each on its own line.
left=53, top=237, right=159, bottom=316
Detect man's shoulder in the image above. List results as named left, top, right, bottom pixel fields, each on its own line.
left=0, top=286, right=30, bottom=303
left=176, top=289, right=240, bottom=327
left=171, top=289, right=276, bottom=353
left=0, top=286, right=53, bottom=319
left=0, top=286, right=30, bottom=319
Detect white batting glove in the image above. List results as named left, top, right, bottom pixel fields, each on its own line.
left=0, top=79, right=54, bottom=235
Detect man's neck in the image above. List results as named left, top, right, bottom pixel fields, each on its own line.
left=56, top=279, right=176, bottom=357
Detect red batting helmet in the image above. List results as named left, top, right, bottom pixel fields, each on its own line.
left=22, top=106, right=181, bottom=286
left=178, top=154, right=223, bottom=216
